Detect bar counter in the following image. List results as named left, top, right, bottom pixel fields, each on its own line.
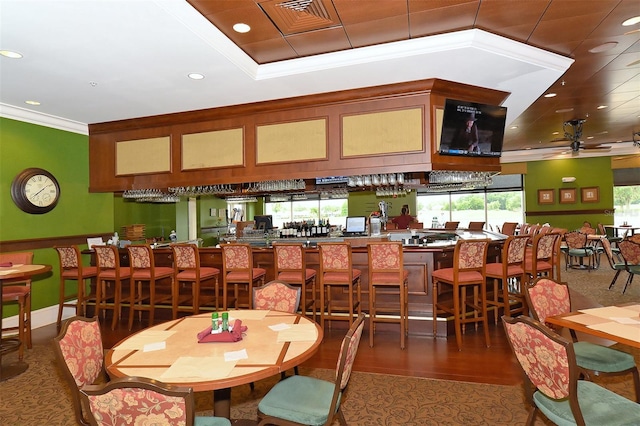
left=98, top=229, right=506, bottom=337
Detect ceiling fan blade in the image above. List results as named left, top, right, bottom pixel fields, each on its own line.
left=582, top=144, right=611, bottom=151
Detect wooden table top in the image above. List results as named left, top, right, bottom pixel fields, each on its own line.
left=0, top=264, right=51, bottom=281
left=545, top=304, right=640, bottom=349
left=106, top=310, right=323, bottom=392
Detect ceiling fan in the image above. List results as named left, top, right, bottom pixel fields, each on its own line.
left=544, top=118, right=612, bottom=158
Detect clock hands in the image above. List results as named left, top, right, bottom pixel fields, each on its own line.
left=28, top=183, right=52, bottom=200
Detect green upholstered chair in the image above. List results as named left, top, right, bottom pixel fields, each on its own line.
left=563, top=231, right=596, bottom=270
left=79, top=376, right=231, bottom=426
left=502, top=315, right=640, bottom=425
left=257, top=313, right=365, bottom=426
left=525, top=278, right=640, bottom=403
left=617, top=239, right=640, bottom=294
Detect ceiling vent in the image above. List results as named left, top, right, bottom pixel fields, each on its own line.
left=260, top=0, right=339, bottom=35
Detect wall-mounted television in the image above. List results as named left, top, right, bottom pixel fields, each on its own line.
left=254, top=215, right=273, bottom=231
left=438, top=99, right=507, bottom=158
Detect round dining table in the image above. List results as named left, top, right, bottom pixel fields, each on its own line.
left=106, top=310, right=323, bottom=420
left=0, top=263, right=52, bottom=381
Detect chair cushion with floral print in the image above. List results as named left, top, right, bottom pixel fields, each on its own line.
left=253, top=281, right=300, bottom=313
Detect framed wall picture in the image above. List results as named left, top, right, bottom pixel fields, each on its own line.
left=538, top=189, right=554, bottom=205
left=581, top=186, right=599, bottom=203
left=559, top=188, right=576, bottom=204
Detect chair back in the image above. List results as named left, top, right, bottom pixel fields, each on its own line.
left=468, top=221, right=485, bottom=231
left=533, top=232, right=558, bottom=261
left=55, top=246, right=81, bottom=269
left=500, top=222, right=518, bottom=236
left=172, top=243, right=199, bottom=270
left=252, top=280, right=301, bottom=313
left=627, top=234, right=640, bottom=244
left=501, top=316, right=581, bottom=420
left=600, top=237, right=620, bottom=269
left=221, top=243, right=253, bottom=271
left=94, top=245, right=119, bottom=270
left=127, top=244, right=153, bottom=269
left=564, top=231, right=588, bottom=249
left=53, top=316, right=105, bottom=426
left=443, top=221, right=459, bottom=230
left=505, top=235, right=529, bottom=266
left=79, top=376, right=195, bottom=426
left=524, top=277, right=571, bottom=323
left=618, top=239, right=640, bottom=266
left=334, top=313, right=365, bottom=393
left=453, top=239, right=490, bottom=274
left=538, top=225, right=552, bottom=235
left=318, top=242, right=352, bottom=272
left=273, top=243, right=304, bottom=272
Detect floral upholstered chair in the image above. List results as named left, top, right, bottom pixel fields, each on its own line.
left=273, top=243, right=317, bottom=320
left=257, top=313, right=365, bottom=426
left=618, top=239, right=640, bottom=294
left=94, top=245, right=131, bottom=330
left=502, top=315, right=640, bottom=425
left=171, top=243, right=220, bottom=317
left=79, top=376, right=231, bottom=426
left=432, top=239, right=491, bottom=351
left=53, top=316, right=106, bottom=426
left=563, top=231, right=596, bottom=271
left=525, top=277, right=640, bottom=402
left=54, top=245, right=98, bottom=330
left=221, top=243, right=266, bottom=310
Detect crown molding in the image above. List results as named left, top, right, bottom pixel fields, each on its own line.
left=0, top=103, right=88, bottom=135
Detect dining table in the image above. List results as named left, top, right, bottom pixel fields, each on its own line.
left=0, top=263, right=52, bottom=381
left=605, top=225, right=640, bottom=238
left=545, top=303, right=640, bottom=349
left=105, top=309, right=323, bottom=420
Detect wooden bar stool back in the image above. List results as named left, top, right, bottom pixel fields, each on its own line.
left=1, top=251, right=34, bottom=360
left=317, top=242, right=362, bottom=328
left=273, top=243, right=316, bottom=320
left=171, top=244, right=220, bottom=317
left=524, top=232, right=560, bottom=283
left=94, top=245, right=131, bottom=330
left=127, top=244, right=174, bottom=330
left=485, top=234, right=529, bottom=322
left=367, top=241, right=409, bottom=349
left=221, top=243, right=266, bottom=310
left=54, top=245, right=98, bottom=330
left=432, top=239, right=491, bottom=351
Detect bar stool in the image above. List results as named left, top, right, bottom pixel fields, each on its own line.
left=273, top=242, right=316, bottom=320
left=171, top=243, right=221, bottom=317
left=367, top=241, right=409, bottom=349
left=221, top=243, right=266, bottom=310
left=0, top=251, right=34, bottom=360
left=127, top=244, right=174, bottom=330
left=94, top=245, right=131, bottom=330
left=317, top=242, right=361, bottom=328
left=432, top=239, right=490, bottom=351
left=485, top=234, right=529, bottom=322
left=54, top=245, right=98, bottom=330
left=524, top=232, right=561, bottom=284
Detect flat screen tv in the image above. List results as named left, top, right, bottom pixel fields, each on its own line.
left=254, top=215, right=273, bottom=231
left=345, top=216, right=367, bottom=235
left=439, top=99, right=507, bottom=157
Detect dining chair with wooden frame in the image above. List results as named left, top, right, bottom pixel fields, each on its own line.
left=485, top=234, right=530, bottom=322
left=524, top=232, right=560, bottom=284
left=367, top=241, right=409, bottom=349
left=273, top=242, right=316, bottom=320
left=94, top=245, right=131, bottom=330
left=524, top=277, right=640, bottom=403
left=1, top=251, right=34, bottom=359
left=221, top=243, right=266, bottom=310
left=171, top=243, right=221, bottom=317
left=317, top=242, right=362, bottom=328
left=432, top=238, right=491, bottom=351
left=54, top=246, right=98, bottom=330
left=617, top=239, right=640, bottom=294
left=502, top=315, right=640, bottom=425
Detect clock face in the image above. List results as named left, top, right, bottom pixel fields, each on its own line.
left=11, top=168, right=61, bottom=214
left=24, top=174, right=58, bottom=207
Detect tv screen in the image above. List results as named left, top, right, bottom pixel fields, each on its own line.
left=254, top=215, right=273, bottom=231
left=439, top=99, right=507, bottom=157
left=345, top=216, right=367, bottom=234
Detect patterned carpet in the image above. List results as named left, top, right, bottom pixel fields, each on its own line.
left=0, top=259, right=638, bottom=425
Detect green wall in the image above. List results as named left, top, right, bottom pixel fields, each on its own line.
left=0, top=118, right=113, bottom=317
left=524, top=157, right=614, bottom=231
left=113, top=195, right=177, bottom=242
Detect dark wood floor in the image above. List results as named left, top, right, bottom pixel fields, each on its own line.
left=35, top=307, right=523, bottom=387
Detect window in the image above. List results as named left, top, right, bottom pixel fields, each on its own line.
left=613, top=185, right=640, bottom=227
left=265, top=197, right=348, bottom=229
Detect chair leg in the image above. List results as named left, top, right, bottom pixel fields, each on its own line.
left=111, top=280, right=121, bottom=330
left=25, top=291, right=32, bottom=349
left=17, top=294, right=26, bottom=360
left=57, top=278, right=66, bottom=331
left=453, top=285, right=463, bottom=351
left=369, top=284, right=376, bottom=348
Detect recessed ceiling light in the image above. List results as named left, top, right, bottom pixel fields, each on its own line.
left=233, top=23, right=251, bottom=33
left=552, top=131, right=559, bottom=135
left=597, top=105, right=608, bottom=109
left=0, top=50, right=22, bottom=59
left=544, top=93, right=557, bottom=98
left=555, top=108, right=574, bottom=113
left=587, top=136, right=594, bottom=140
left=588, top=42, right=618, bottom=53
left=628, top=59, right=640, bottom=67
left=25, top=100, right=40, bottom=106
left=188, top=73, right=205, bottom=80
left=510, top=125, right=518, bottom=129
left=622, top=16, right=640, bottom=26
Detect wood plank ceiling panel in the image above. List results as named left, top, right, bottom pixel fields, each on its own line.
left=333, top=0, right=409, bottom=47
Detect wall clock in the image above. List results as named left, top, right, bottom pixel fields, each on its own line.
left=11, top=168, right=61, bottom=214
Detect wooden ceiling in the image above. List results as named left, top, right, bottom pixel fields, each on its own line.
left=188, top=0, right=640, bottom=152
